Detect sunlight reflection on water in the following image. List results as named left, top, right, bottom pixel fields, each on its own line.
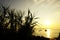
left=46, top=29, right=50, bottom=38
left=33, top=28, right=60, bottom=38
left=43, top=29, right=59, bottom=38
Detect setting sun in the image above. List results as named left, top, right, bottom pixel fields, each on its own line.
left=43, top=20, right=51, bottom=26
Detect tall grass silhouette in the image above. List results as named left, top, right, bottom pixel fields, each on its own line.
left=0, top=5, right=38, bottom=39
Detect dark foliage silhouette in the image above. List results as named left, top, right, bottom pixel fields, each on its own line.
left=18, top=9, right=38, bottom=40
left=56, top=33, right=60, bottom=40
left=0, top=6, right=38, bottom=39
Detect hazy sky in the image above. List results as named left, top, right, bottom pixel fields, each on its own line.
left=0, top=0, right=60, bottom=29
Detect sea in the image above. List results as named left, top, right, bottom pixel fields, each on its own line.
left=33, top=28, right=60, bottom=38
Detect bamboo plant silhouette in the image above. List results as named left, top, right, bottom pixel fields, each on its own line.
left=19, top=9, right=38, bottom=39
left=9, top=9, right=17, bottom=32
left=0, top=6, right=10, bottom=33
left=0, top=6, right=38, bottom=39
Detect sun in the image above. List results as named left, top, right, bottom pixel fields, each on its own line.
left=44, top=19, right=51, bottom=26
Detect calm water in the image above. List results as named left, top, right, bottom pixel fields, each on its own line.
left=33, top=28, right=60, bottom=38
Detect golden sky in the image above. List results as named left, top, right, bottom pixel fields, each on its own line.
left=0, top=0, right=60, bottom=29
